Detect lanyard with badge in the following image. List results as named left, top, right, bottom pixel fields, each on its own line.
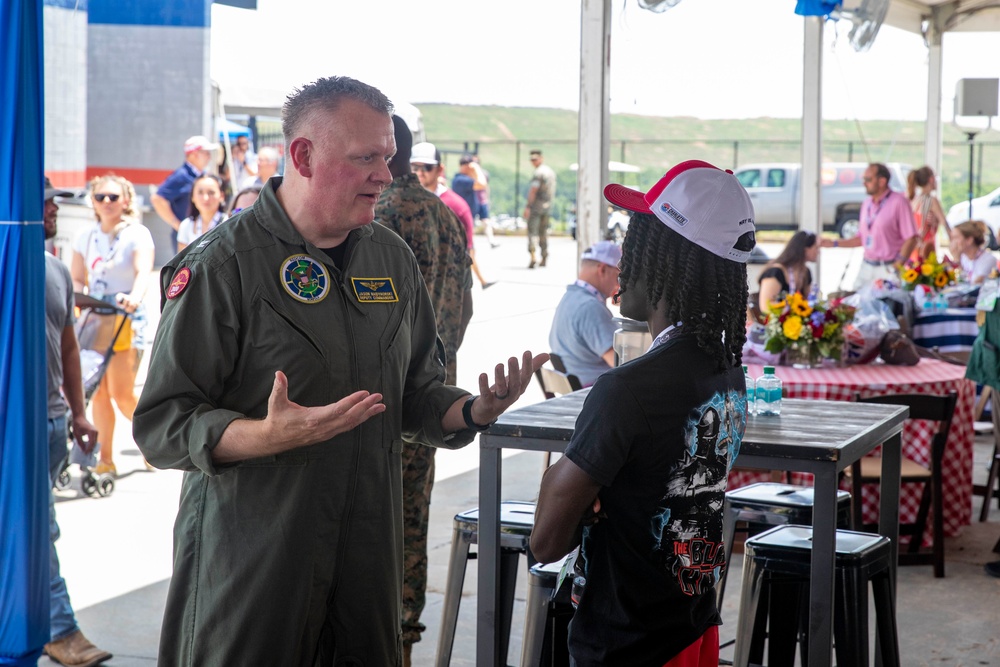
left=864, top=195, right=888, bottom=249
left=87, top=227, right=122, bottom=299
left=573, top=279, right=605, bottom=302
left=648, top=323, right=682, bottom=352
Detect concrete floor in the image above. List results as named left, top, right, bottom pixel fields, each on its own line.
left=39, top=235, right=1000, bottom=666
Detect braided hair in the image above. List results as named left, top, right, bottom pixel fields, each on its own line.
left=616, top=213, right=748, bottom=371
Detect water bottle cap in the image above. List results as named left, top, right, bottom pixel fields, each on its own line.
left=742, top=365, right=748, bottom=372
left=763, top=366, right=775, bottom=374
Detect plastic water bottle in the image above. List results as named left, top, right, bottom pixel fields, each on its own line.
left=743, top=364, right=756, bottom=416
left=756, top=366, right=782, bottom=416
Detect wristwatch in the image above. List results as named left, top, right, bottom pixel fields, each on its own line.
left=462, top=395, right=495, bottom=432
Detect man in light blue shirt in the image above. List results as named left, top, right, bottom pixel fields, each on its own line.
left=549, top=241, right=622, bottom=386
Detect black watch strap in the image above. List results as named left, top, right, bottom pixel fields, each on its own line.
left=462, top=395, right=495, bottom=432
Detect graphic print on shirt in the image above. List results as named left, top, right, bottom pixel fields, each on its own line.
left=650, top=389, right=746, bottom=596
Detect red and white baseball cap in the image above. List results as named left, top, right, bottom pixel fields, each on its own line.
left=184, top=135, right=220, bottom=154
left=604, top=159, right=756, bottom=263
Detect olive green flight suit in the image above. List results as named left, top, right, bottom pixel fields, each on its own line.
left=133, top=179, right=474, bottom=666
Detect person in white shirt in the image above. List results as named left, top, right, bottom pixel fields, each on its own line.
left=70, top=174, right=155, bottom=476
left=178, top=174, right=226, bottom=251
left=949, top=220, right=997, bottom=285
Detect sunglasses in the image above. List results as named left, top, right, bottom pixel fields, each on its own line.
left=94, top=193, right=121, bottom=203
left=412, top=164, right=435, bottom=173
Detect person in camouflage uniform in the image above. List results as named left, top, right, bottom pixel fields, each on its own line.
left=375, top=115, right=474, bottom=666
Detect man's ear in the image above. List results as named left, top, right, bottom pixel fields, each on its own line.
left=287, top=137, right=313, bottom=178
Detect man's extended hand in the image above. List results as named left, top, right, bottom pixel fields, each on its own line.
left=212, top=371, right=387, bottom=464
left=469, top=351, right=549, bottom=426
left=71, top=413, right=99, bottom=455
left=264, top=371, right=387, bottom=449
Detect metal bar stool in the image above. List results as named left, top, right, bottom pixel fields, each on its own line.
left=519, top=560, right=574, bottom=667
left=734, top=525, right=900, bottom=667
left=435, top=500, right=535, bottom=667
left=719, top=482, right=852, bottom=604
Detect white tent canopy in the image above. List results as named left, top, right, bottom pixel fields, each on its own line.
left=570, top=0, right=1000, bottom=256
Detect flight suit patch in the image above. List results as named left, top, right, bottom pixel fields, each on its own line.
left=166, top=267, right=192, bottom=300
left=351, top=277, right=399, bottom=303
left=280, top=254, right=330, bottom=304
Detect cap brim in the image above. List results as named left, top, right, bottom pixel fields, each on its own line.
left=44, top=188, right=73, bottom=199
left=604, top=183, right=650, bottom=214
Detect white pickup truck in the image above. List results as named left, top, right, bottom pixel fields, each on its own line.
left=733, top=162, right=910, bottom=238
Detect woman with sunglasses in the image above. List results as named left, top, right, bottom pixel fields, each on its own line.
left=177, top=174, right=226, bottom=252
left=70, top=174, right=155, bottom=477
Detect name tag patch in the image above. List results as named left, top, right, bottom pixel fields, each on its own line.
left=281, top=254, right=330, bottom=304
left=351, top=277, right=398, bottom=303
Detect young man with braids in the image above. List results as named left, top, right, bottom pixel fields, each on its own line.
left=532, top=160, right=756, bottom=667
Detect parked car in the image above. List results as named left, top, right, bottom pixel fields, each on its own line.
left=569, top=207, right=631, bottom=242
left=733, top=162, right=910, bottom=238
left=946, top=185, right=1000, bottom=250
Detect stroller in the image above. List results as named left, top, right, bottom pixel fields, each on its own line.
left=54, top=292, right=131, bottom=498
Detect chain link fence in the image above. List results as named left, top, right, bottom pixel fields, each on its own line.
left=251, top=123, right=1000, bottom=231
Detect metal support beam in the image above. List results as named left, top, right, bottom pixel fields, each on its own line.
left=577, top=0, right=611, bottom=257
left=801, top=16, right=824, bottom=285
left=925, top=17, right=944, bottom=177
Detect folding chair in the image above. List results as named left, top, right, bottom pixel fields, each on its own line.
left=849, top=391, right=957, bottom=578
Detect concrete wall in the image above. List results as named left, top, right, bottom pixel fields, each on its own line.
left=86, top=0, right=214, bottom=265
left=43, top=1, right=88, bottom=188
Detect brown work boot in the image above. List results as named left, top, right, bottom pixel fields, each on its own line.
left=528, top=251, right=537, bottom=269
left=44, top=630, right=112, bottom=667
left=540, top=252, right=548, bottom=267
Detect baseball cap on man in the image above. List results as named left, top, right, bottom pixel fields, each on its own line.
left=44, top=176, right=72, bottom=201
left=410, top=142, right=439, bottom=165
left=184, top=135, right=220, bottom=153
left=603, top=159, right=756, bottom=263
left=581, top=240, right=622, bottom=269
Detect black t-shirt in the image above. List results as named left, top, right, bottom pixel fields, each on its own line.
left=564, top=334, right=747, bottom=666
left=320, top=242, right=348, bottom=271
left=758, top=265, right=812, bottom=296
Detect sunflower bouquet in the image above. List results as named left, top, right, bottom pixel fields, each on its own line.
left=763, top=291, right=856, bottom=364
left=899, top=252, right=956, bottom=291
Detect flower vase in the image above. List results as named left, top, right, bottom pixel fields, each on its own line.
left=785, top=342, right=820, bottom=369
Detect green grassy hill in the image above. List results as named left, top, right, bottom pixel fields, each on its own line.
left=255, top=104, right=1000, bottom=222
left=417, top=103, right=1000, bottom=220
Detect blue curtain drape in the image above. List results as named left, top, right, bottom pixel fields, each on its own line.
left=0, top=0, right=49, bottom=664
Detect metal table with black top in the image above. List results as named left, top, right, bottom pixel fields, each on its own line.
left=476, top=391, right=907, bottom=667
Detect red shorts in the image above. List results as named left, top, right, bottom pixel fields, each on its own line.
left=661, top=625, right=719, bottom=667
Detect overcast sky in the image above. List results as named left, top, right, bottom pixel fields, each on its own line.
left=210, top=0, right=1000, bottom=121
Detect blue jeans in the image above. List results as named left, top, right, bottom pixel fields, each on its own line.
left=48, top=416, right=79, bottom=642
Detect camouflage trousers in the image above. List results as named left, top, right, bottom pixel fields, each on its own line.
left=401, top=440, right=436, bottom=646
left=527, top=210, right=550, bottom=256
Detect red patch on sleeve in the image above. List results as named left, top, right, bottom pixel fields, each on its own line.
left=166, top=267, right=192, bottom=300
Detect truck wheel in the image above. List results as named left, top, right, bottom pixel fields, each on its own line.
left=837, top=216, right=860, bottom=240
left=988, top=228, right=999, bottom=251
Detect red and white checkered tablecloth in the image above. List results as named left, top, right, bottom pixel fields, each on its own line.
left=735, top=358, right=975, bottom=542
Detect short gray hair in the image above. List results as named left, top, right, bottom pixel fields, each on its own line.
left=282, top=76, right=393, bottom=145
left=257, top=146, right=280, bottom=163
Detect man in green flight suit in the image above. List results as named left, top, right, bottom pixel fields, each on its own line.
left=133, top=76, right=545, bottom=666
